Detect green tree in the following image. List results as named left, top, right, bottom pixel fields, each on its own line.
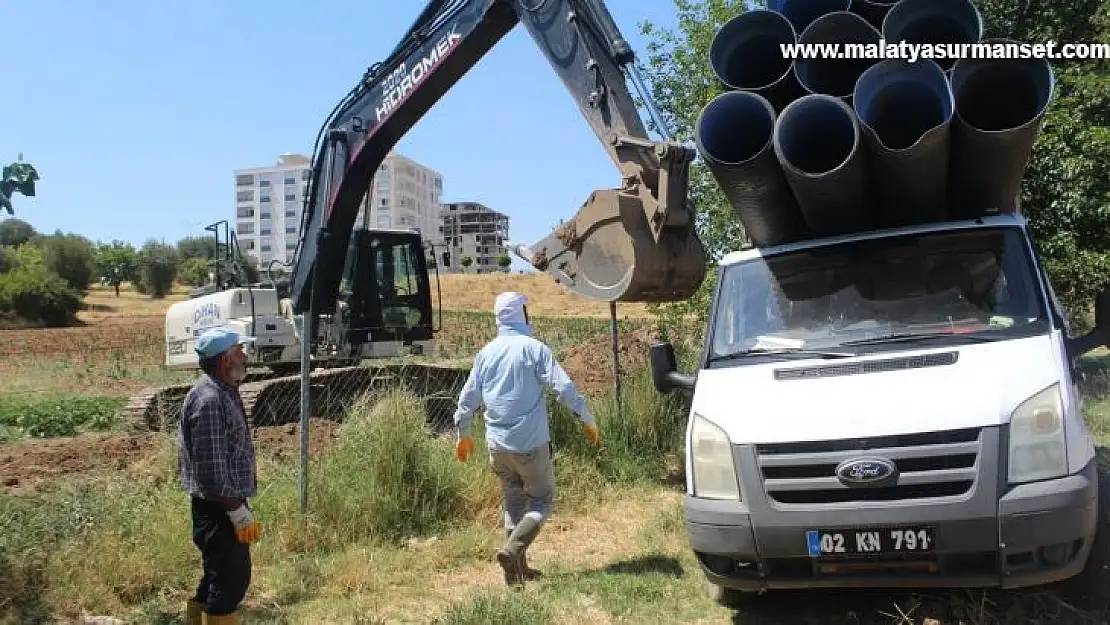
left=177, top=235, right=218, bottom=260
left=0, top=159, right=39, bottom=216
left=0, top=218, right=36, bottom=246
left=496, top=252, right=512, bottom=270
left=39, top=233, right=96, bottom=294
left=137, top=240, right=179, bottom=298
left=637, top=0, right=1110, bottom=330
left=179, top=257, right=212, bottom=287
left=94, top=241, right=138, bottom=296
left=460, top=255, right=473, bottom=270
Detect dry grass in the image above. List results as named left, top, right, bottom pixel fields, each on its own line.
left=436, top=272, right=652, bottom=318
left=78, top=282, right=188, bottom=322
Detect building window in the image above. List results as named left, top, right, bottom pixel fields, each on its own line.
left=261, top=244, right=271, bottom=252
left=259, top=180, right=271, bottom=187
left=301, top=169, right=311, bottom=181
left=236, top=190, right=254, bottom=202
left=377, top=215, right=391, bottom=227
left=236, top=174, right=255, bottom=186
left=238, top=223, right=255, bottom=234
left=284, top=193, right=296, bottom=201
left=260, top=195, right=271, bottom=203
left=285, top=210, right=297, bottom=218
left=260, top=228, right=271, bottom=236
left=237, top=208, right=254, bottom=218
left=284, top=176, right=296, bottom=185
left=286, top=226, right=297, bottom=234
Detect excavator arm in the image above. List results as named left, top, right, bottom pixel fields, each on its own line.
left=288, top=0, right=707, bottom=318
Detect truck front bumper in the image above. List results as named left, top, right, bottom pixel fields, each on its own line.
left=685, top=457, right=1098, bottom=591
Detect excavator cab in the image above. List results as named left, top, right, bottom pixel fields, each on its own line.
left=341, top=228, right=434, bottom=348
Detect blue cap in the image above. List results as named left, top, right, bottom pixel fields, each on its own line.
left=195, top=327, right=254, bottom=359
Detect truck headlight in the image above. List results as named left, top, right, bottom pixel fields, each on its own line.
left=690, top=414, right=741, bottom=500
left=1008, top=383, right=1068, bottom=484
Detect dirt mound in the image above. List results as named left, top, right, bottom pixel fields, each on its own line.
left=0, top=431, right=162, bottom=493
left=251, top=419, right=342, bottom=462
left=563, top=327, right=661, bottom=395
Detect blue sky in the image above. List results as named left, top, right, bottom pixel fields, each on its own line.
left=2, top=1, right=682, bottom=272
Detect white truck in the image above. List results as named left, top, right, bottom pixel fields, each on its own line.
left=650, top=212, right=1109, bottom=603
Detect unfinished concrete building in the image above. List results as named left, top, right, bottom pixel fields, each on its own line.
left=438, top=202, right=511, bottom=273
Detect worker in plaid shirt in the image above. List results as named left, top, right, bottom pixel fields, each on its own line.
left=179, top=327, right=262, bottom=625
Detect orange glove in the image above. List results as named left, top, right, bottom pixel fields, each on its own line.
left=456, top=436, right=474, bottom=462
left=584, top=423, right=601, bottom=445
left=226, top=505, right=262, bottom=544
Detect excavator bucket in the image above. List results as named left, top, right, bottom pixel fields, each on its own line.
left=513, top=186, right=707, bottom=303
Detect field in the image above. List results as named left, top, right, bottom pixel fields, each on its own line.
left=3, top=277, right=1110, bottom=624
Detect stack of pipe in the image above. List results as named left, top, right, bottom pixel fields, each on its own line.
left=695, top=0, right=1056, bottom=247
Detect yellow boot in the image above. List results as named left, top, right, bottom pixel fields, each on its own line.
left=186, top=599, right=205, bottom=625
left=201, top=611, right=239, bottom=624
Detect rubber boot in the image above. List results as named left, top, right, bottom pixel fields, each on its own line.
left=497, top=514, right=542, bottom=587
left=201, top=611, right=239, bottom=624
left=506, top=528, right=542, bottom=580
left=186, top=599, right=205, bottom=625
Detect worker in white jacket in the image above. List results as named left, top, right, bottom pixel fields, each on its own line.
left=453, top=291, right=600, bottom=586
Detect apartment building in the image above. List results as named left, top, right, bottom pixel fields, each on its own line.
left=234, top=152, right=444, bottom=267
left=438, top=202, right=511, bottom=273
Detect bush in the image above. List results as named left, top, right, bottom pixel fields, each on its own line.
left=0, top=265, right=82, bottom=326
left=178, top=257, right=211, bottom=287
left=40, top=233, right=96, bottom=294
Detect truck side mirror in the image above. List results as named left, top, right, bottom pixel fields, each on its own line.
left=650, top=342, right=695, bottom=393
left=1066, top=286, right=1110, bottom=360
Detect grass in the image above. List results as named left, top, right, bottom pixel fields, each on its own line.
left=0, top=363, right=692, bottom=624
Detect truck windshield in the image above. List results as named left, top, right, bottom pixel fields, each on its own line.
left=710, top=226, right=1051, bottom=360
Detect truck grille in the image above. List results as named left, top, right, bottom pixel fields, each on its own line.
left=754, top=427, right=981, bottom=505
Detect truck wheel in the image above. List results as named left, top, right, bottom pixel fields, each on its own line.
left=705, top=579, right=747, bottom=609
left=1058, top=452, right=1110, bottom=615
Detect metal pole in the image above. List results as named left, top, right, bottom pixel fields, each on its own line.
left=300, top=137, right=339, bottom=514
left=298, top=311, right=311, bottom=512
left=609, top=301, right=621, bottom=415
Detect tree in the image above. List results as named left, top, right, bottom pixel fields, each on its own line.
left=138, top=240, right=179, bottom=298
left=0, top=159, right=39, bottom=216
left=496, top=252, right=512, bottom=270
left=177, top=235, right=218, bottom=261
left=461, top=255, right=473, bottom=270
left=94, top=241, right=138, bottom=296
left=636, top=0, right=1110, bottom=329
left=0, top=218, right=36, bottom=247
left=40, top=233, right=96, bottom=294
left=179, top=257, right=212, bottom=288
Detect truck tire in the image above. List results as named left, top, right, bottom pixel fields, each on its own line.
left=705, top=578, right=747, bottom=610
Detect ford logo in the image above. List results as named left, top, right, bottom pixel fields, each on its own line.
left=835, top=457, right=897, bottom=486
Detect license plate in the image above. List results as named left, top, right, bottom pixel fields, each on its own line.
left=806, top=527, right=935, bottom=557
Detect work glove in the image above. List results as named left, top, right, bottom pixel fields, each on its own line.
left=456, top=436, right=475, bottom=462
left=226, top=504, right=263, bottom=544
left=584, top=422, right=601, bottom=445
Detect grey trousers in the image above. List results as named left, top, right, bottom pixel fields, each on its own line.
left=489, top=442, right=555, bottom=532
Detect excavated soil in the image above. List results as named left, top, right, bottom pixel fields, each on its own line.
left=0, top=419, right=344, bottom=494
left=562, top=326, right=662, bottom=395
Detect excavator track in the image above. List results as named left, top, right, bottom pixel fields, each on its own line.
left=120, top=362, right=471, bottom=435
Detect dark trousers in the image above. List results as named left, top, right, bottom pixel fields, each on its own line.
left=191, top=497, right=251, bottom=615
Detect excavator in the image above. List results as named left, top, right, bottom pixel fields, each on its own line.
left=121, top=0, right=708, bottom=432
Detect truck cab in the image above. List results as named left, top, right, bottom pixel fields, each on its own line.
left=651, top=213, right=1108, bottom=602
